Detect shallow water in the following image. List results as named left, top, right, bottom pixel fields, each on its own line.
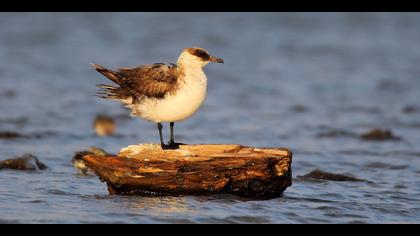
left=1, top=13, right=420, bottom=223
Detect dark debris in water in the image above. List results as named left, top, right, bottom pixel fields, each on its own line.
left=0, top=131, right=22, bottom=139
left=0, top=154, right=48, bottom=171
left=0, top=89, right=17, bottom=98
left=402, top=105, right=420, bottom=114
left=290, top=104, right=309, bottom=113
left=0, top=130, right=57, bottom=140
left=376, top=79, right=406, bottom=92
left=316, top=127, right=402, bottom=141
left=360, top=128, right=401, bottom=141
left=29, top=131, right=58, bottom=139
left=316, top=129, right=358, bottom=138
left=297, top=169, right=366, bottom=182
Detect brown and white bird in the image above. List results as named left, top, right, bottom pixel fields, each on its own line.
left=93, top=114, right=116, bottom=137
left=91, top=47, right=224, bottom=149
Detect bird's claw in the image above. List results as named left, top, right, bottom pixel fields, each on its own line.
left=161, top=142, right=185, bottom=150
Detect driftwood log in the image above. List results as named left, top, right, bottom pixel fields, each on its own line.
left=83, top=144, right=292, bottom=198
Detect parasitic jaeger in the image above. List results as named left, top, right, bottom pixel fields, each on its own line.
left=91, top=47, right=224, bottom=149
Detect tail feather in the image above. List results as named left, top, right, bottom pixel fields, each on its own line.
left=90, top=63, right=120, bottom=84
left=96, top=84, right=126, bottom=100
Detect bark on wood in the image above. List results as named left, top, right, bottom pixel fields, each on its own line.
left=83, top=144, right=292, bottom=199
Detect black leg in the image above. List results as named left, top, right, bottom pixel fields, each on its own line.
left=169, top=122, right=175, bottom=144
left=164, top=122, right=179, bottom=149
left=157, top=122, right=179, bottom=150
left=166, top=122, right=185, bottom=149
left=157, top=122, right=165, bottom=147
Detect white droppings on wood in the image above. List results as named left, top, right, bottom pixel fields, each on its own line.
left=137, top=167, right=163, bottom=173
left=174, top=149, right=194, bottom=157
left=130, top=175, right=146, bottom=178
left=120, top=143, right=160, bottom=157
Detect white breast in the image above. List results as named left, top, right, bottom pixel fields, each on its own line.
left=128, top=70, right=208, bottom=123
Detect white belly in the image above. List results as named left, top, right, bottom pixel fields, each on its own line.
left=127, top=76, right=207, bottom=122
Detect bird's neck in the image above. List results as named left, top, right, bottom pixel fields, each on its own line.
left=177, top=62, right=206, bottom=82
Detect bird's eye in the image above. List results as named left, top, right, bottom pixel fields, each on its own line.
left=194, top=50, right=209, bottom=60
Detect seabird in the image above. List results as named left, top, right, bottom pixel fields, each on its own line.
left=91, top=47, right=224, bottom=149
left=93, top=114, right=116, bottom=137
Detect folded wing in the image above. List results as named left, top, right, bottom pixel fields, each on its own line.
left=92, top=63, right=179, bottom=103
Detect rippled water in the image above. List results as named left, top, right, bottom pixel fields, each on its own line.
left=1, top=13, right=420, bottom=223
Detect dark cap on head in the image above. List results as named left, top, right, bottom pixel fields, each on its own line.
left=185, top=47, right=224, bottom=63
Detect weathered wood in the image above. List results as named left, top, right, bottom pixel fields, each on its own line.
left=83, top=144, right=292, bottom=198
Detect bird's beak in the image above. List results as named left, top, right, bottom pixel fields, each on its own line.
left=208, top=56, right=224, bottom=63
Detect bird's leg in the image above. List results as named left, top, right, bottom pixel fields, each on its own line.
left=166, top=122, right=185, bottom=149
left=169, top=122, right=175, bottom=145
left=157, top=122, right=165, bottom=148
left=157, top=122, right=179, bottom=150
left=164, top=122, right=179, bottom=149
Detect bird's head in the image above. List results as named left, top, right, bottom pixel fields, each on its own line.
left=178, top=47, right=224, bottom=68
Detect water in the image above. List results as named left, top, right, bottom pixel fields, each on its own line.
left=1, top=13, right=420, bottom=223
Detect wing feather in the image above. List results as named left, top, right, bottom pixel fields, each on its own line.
left=93, top=63, right=179, bottom=102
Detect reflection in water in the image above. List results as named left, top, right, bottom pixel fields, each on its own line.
left=118, top=196, right=196, bottom=215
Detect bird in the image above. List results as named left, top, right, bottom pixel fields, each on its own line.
left=91, top=47, right=224, bottom=149
left=93, top=114, right=116, bottom=137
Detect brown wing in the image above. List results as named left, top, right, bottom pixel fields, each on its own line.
left=116, top=63, right=179, bottom=100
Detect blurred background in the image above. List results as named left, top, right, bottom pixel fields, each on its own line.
left=0, top=13, right=419, bottom=223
